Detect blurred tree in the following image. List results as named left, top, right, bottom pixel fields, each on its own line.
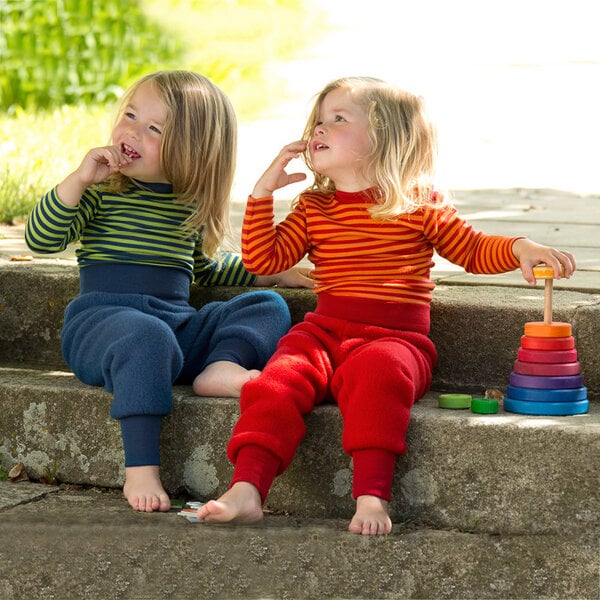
left=0, top=0, right=181, bottom=110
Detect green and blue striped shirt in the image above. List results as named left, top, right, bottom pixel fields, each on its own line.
left=25, top=181, right=256, bottom=286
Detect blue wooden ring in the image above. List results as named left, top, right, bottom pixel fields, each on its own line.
left=506, top=385, right=588, bottom=402
left=503, top=397, right=589, bottom=416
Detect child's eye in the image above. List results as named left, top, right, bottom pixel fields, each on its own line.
left=150, top=125, right=162, bottom=134
left=334, top=114, right=346, bottom=122
left=125, top=111, right=136, bottom=120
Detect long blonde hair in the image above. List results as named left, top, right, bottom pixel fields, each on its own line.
left=302, top=76, right=443, bottom=218
left=106, top=70, right=237, bottom=258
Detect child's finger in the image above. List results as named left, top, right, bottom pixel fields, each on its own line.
left=287, top=172, right=307, bottom=185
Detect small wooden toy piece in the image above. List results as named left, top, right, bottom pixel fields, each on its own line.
left=503, top=264, right=588, bottom=416
left=533, top=264, right=556, bottom=325
left=438, top=393, right=472, bottom=409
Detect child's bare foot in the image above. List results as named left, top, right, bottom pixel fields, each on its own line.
left=197, top=482, right=263, bottom=524
left=123, top=465, right=171, bottom=513
left=192, top=361, right=260, bottom=397
left=348, top=495, right=392, bottom=536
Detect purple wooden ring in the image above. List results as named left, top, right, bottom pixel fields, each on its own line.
left=509, top=372, right=584, bottom=389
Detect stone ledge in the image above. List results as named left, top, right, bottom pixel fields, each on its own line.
left=1, top=364, right=598, bottom=536
left=1, top=265, right=599, bottom=399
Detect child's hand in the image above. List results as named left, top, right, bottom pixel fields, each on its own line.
left=251, top=141, right=308, bottom=199
left=76, top=145, right=133, bottom=187
left=57, top=146, right=133, bottom=207
left=255, top=267, right=314, bottom=289
left=512, top=238, right=576, bottom=286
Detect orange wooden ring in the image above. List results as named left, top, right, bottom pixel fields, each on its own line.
left=524, top=321, right=572, bottom=338
left=520, top=335, right=575, bottom=350
left=532, top=265, right=556, bottom=279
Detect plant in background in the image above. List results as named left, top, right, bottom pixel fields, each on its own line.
left=0, top=0, right=181, bottom=110
left=0, top=454, right=9, bottom=481
left=40, top=460, right=60, bottom=485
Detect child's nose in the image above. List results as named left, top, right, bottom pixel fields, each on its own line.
left=126, top=121, right=142, bottom=140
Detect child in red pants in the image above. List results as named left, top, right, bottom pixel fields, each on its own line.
left=198, top=77, right=576, bottom=534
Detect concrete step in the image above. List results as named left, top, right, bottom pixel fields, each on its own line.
left=1, top=263, right=599, bottom=598
left=1, top=363, right=598, bottom=538
left=0, top=485, right=597, bottom=600
left=1, top=263, right=599, bottom=399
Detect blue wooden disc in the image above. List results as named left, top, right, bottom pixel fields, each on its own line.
left=506, top=385, right=588, bottom=402
left=509, top=372, right=584, bottom=389
left=503, top=397, right=589, bottom=416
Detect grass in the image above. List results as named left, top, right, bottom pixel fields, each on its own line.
left=0, top=453, right=8, bottom=481
left=0, top=0, right=329, bottom=224
left=1, top=104, right=113, bottom=224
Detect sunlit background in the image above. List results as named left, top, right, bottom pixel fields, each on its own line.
left=1, top=0, right=598, bottom=227
left=235, top=0, right=600, bottom=198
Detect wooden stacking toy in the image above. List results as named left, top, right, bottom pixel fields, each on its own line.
left=504, top=265, right=589, bottom=416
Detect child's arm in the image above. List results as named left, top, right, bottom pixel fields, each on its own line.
left=193, top=250, right=313, bottom=288
left=427, top=205, right=576, bottom=285
left=255, top=267, right=314, bottom=288
left=511, top=238, right=576, bottom=285
left=242, top=141, right=312, bottom=278
left=57, top=146, right=132, bottom=207
left=25, top=146, right=126, bottom=253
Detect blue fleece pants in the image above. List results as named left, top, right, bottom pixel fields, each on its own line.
left=61, top=265, right=291, bottom=467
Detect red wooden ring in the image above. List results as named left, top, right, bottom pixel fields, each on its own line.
left=520, top=335, right=575, bottom=350
left=517, top=348, right=578, bottom=364
left=513, top=360, right=581, bottom=377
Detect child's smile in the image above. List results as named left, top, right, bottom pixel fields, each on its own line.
left=121, top=143, right=141, bottom=159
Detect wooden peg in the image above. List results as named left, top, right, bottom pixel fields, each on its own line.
left=532, top=264, right=559, bottom=325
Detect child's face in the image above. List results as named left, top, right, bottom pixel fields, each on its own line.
left=112, top=79, right=168, bottom=183
left=308, top=87, right=373, bottom=191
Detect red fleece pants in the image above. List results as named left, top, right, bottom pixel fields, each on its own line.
left=227, top=295, right=437, bottom=503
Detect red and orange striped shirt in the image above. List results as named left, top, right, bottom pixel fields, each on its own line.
left=242, top=189, right=521, bottom=306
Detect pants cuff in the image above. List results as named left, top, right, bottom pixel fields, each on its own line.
left=231, top=444, right=280, bottom=503
left=120, top=415, right=162, bottom=467
left=208, top=339, right=258, bottom=369
left=352, top=448, right=397, bottom=501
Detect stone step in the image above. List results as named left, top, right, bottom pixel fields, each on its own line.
left=1, top=264, right=599, bottom=400
left=1, top=363, right=598, bottom=538
left=0, top=484, right=596, bottom=600
left=1, top=263, right=599, bottom=599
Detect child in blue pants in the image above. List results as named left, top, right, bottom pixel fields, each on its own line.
left=25, top=71, right=312, bottom=512
left=61, top=265, right=291, bottom=468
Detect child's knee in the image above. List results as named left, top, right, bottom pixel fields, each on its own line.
left=246, top=290, right=291, bottom=332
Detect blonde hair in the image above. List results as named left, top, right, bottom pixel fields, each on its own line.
left=106, top=70, right=237, bottom=258
left=302, top=76, right=443, bottom=218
